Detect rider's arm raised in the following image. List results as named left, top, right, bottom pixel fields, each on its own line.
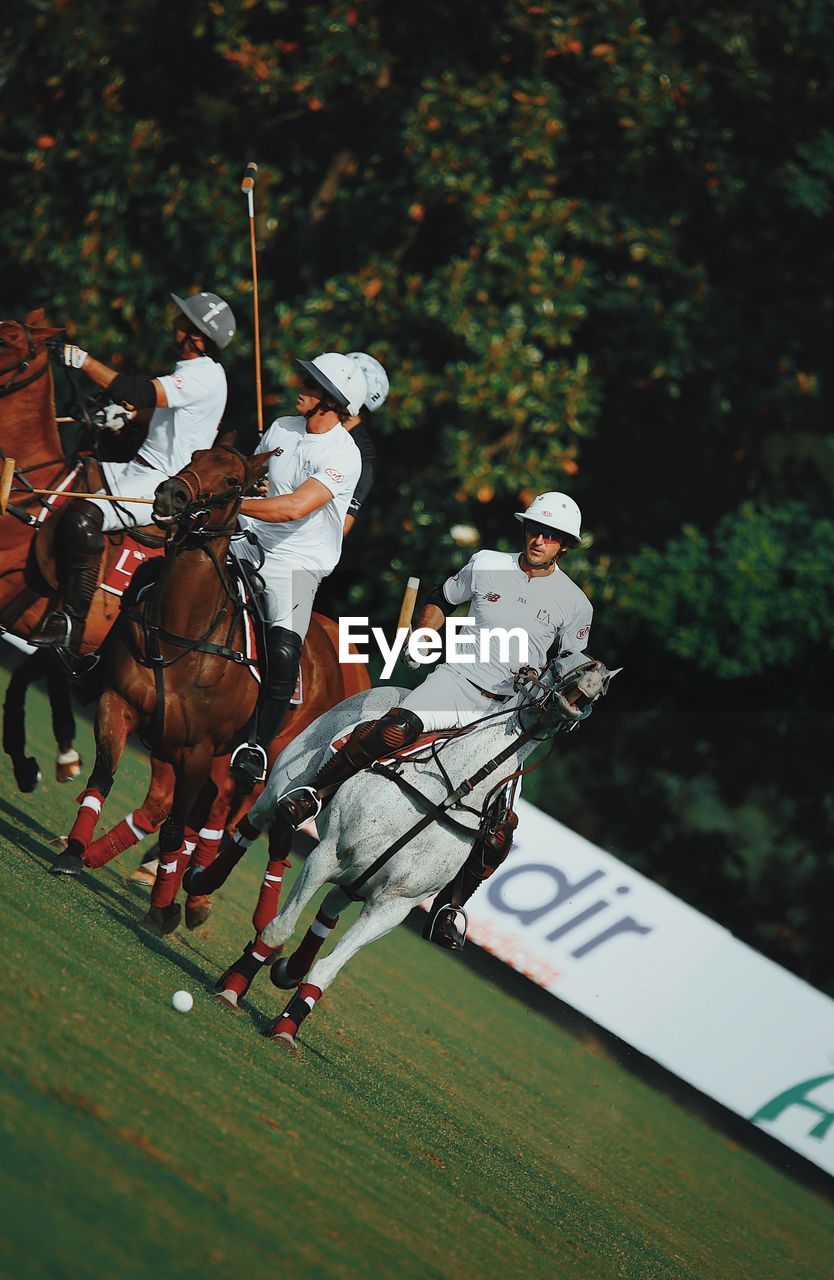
left=73, top=353, right=168, bottom=409
left=239, top=477, right=333, bottom=523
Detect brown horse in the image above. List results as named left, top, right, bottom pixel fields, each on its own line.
left=47, top=442, right=369, bottom=936
left=48, top=443, right=269, bottom=931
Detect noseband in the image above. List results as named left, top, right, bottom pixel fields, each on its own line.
left=163, top=444, right=249, bottom=536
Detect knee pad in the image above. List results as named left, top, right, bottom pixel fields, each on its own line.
left=60, top=500, right=105, bottom=563
left=264, top=626, right=303, bottom=700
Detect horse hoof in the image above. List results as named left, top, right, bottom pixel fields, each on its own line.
left=215, top=988, right=239, bottom=1011
left=49, top=852, right=83, bottom=877
left=130, top=859, right=158, bottom=886
left=269, top=1030, right=299, bottom=1054
left=185, top=898, right=212, bottom=930
left=14, top=757, right=42, bottom=793
left=142, top=903, right=181, bottom=937
left=55, top=751, right=82, bottom=783
left=269, top=957, right=298, bottom=990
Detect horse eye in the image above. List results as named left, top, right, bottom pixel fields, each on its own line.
left=225, top=476, right=238, bottom=486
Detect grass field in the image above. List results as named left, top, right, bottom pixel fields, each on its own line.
left=1, top=667, right=832, bottom=1279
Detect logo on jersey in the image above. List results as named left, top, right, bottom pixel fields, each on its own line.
left=485, top=592, right=501, bottom=602
left=325, top=467, right=344, bottom=483
left=537, top=608, right=551, bottom=625
left=577, top=624, right=591, bottom=640
left=541, top=509, right=552, bottom=516
left=172, top=374, right=184, bottom=390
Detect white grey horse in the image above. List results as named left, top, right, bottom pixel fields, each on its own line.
left=235, top=658, right=616, bottom=1048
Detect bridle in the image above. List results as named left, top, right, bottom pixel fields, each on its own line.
left=0, top=324, right=51, bottom=399
left=161, top=444, right=250, bottom=539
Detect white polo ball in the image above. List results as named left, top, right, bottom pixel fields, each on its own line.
left=171, top=989, right=193, bottom=1013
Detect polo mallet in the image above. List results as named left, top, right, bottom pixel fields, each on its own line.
left=397, top=576, right=420, bottom=633
left=0, top=456, right=154, bottom=517
left=241, top=160, right=264, bottom=435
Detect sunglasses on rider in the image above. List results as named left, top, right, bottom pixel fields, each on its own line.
left=524, top=521, right=561, bottom=542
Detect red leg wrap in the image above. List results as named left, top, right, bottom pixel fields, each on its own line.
left=151, top=838, right=194, bottom=909
left=192, top=826, right=223, bottom=869
left=284, top=910, right=339, bottom=982
left=84, top=809, right=157, bottom=869
left=270, top=982, right=322, bottom=1039
left=66, top=788, right=106, bottom=853
left=251, top=858, right=290, bottom=933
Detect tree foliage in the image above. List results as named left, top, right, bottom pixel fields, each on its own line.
left=1, top=0, right=832, bottom=989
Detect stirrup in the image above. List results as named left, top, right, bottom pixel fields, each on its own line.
left=277, top=786, right=322, bottom=830
left=424, top=903, right=468, bottom=952
left=30, top=610, right=72, bottom=649
left=229, top=741, right=268, bottom=784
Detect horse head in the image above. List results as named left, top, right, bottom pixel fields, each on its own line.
left=515, top=655, right=621, bottom=737
left=0, top=312, right=63, bottom=397
left=152, top=443, right=269, bottom=534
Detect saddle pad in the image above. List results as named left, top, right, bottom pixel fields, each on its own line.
left=99, top=538, right=164, bottom=598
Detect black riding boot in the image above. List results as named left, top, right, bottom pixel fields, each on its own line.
left=425, top=807, right=518, bottom=951
left=271, top=706, right=425, bottom=836
left=30, top=500, right=105, bottom=654
left=229, top=626, right=303, bottom=785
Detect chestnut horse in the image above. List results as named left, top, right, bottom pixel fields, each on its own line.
left=48, top=443, right=268, bottom=933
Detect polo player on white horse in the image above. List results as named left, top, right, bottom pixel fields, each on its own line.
left=201, top=491, right=595, bottom=1005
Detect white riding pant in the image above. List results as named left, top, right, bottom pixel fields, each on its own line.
left=232, top=541, right=320, bottom=642
left=91, top=458, right=169, bottom=532
left=399, top=664, right=519, bottom=732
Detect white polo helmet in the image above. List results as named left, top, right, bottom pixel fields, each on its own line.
left=347, top=351, right=389, bottom=411
left=170, top=291, right=236, bottom=349
left=514, top=492, right=582, bottom=545
left=295, top=352, right=368, bottom=417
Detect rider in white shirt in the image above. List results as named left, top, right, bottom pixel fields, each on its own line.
left=228, top=352, right=366, bottom=786
left=31, top=291, right=235, bottom=653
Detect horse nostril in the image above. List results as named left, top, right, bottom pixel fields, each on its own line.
left=173, top=489, right=188, bottom=508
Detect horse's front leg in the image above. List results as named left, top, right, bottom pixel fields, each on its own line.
left=215, top=836, right=339, bottom=1009
left=46, top=662, right=80, bottom=783
left=84, top=756, right=174, bottom=871
left=143, top=743, right=213, bottom=936
left=3, top=652, right=46, bottom=793
left=50, top=691, right=135, bottom=877
left=267, top=892, right=417, bottom=1051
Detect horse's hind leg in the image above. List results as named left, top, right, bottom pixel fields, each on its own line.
left=84, top=757, right=173, bottom=870
left=183, top=771, right=221, bottom=930
left=3, top=652, right=46, bottom=793
left=50, top=691, right=135, bottom=877
left=267, top=893, right=416, bottom=1049
left=46, top=663, right=80, bottom=783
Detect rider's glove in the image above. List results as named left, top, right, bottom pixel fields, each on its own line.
left=60, top=344, right=89, bottom=369
left=402, top=632, right=422, bottom=671
left=100, top=402, right=135, bottom=431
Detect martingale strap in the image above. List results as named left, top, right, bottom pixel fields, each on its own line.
left=369, top=762, right=481, bottom=838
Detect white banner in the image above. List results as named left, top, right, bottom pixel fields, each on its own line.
left=460, top=799, right=834, bottom=1177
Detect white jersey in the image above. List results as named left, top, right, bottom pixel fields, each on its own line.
left=237, top=416, right=361, bottom=577
left=439, top=549, right=593, bottom=696
left=137, top=356, right=227, bottom=475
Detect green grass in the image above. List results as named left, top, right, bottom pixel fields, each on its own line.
left=1, top=671, right=832, bottom=1279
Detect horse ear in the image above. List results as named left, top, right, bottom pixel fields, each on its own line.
left=24, top=308, right=64, bottom=338
left=215, top=427, right=238, bottom=449
left=246, top=451, right=275, bottom=485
